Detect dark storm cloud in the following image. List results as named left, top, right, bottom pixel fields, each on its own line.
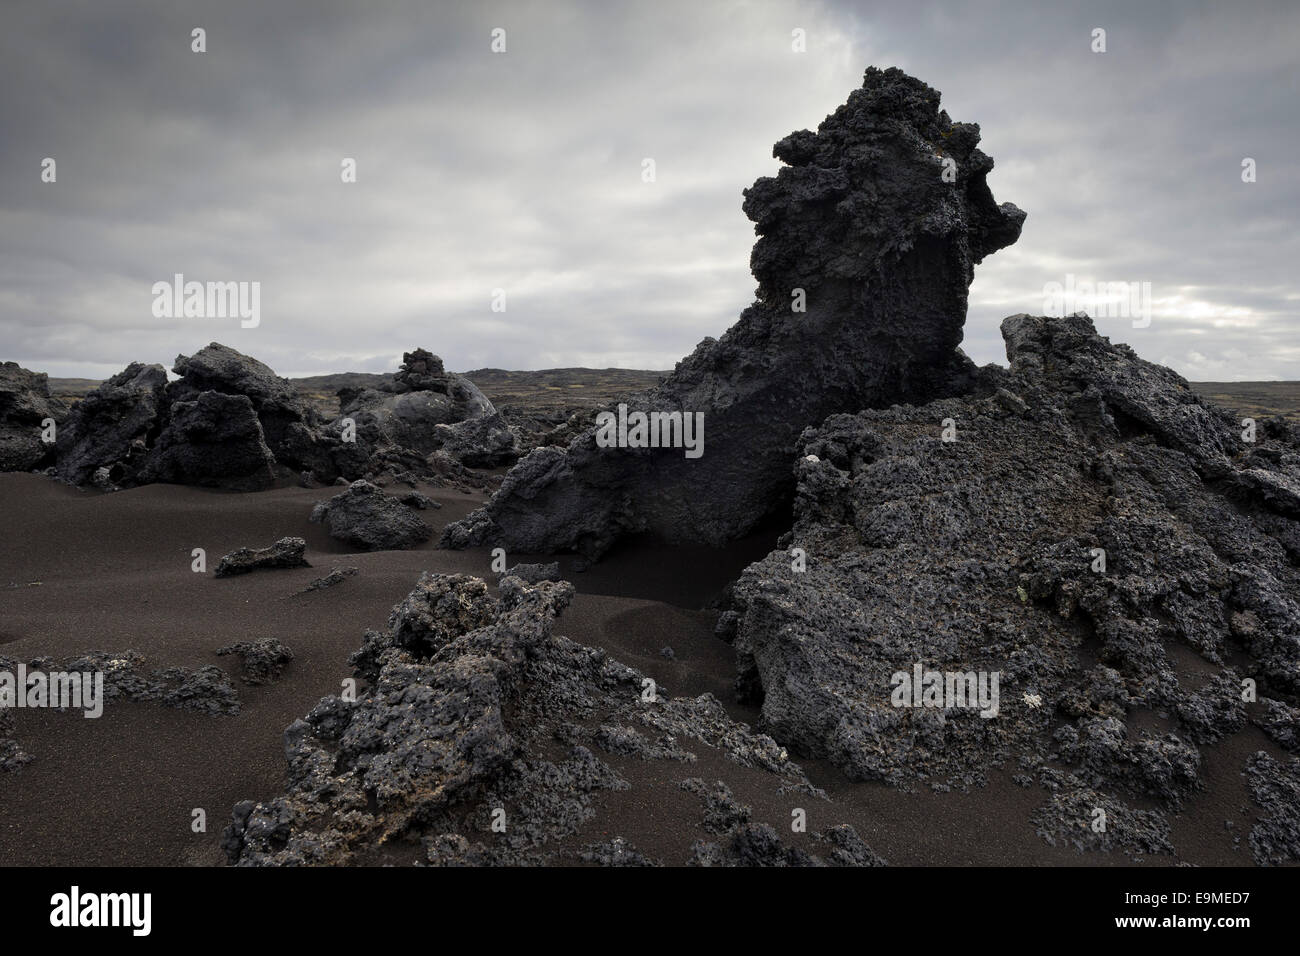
left=1, top=0, right=1296, bottom=380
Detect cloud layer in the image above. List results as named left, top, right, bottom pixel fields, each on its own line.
left=2, top=0, right=1296, bottom=380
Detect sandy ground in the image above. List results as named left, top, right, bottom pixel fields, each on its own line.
left=0, top=473, right=1270, bottom=866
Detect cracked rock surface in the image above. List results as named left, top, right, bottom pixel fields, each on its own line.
left=727, top=312, right=1300, bottom=861
left=222, top=573, right=874, bottom=866
left=309, top=480, right=433, bottom=551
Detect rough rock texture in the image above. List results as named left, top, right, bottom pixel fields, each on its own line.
left=138, top=391, right=277, bottom=490
left=0, top=648, right=239, bottom=769
left=0, top=362, right=65, bottom=472
left=70, top=650, right=241, bottom=715
left=216, top=639, right=294, bottom=686
left=54, top=363, right=167, bottom=486
left=302, top=566, right=359, bottom=592
left=0, top=651, right=241, bottom=717
left=1245, top=751, right=1300, bottom=865
left=392, top=348, right=445, bottom=391
left=11, top=342, right=502, bottom=489
left=335, top=349, right=496, bottom=458
left=222, top=573, right=862, bottom=866
left=443, top=67, right=1024, bottom=560
left=429, top=412, right=521, bottom=468
left=309, top=480, right=432, bottom=551
left=170, top=343, right=322, bottom=471
left=214, top=537, right=310, bottom=578
left=1253, top=697, right=1300, bottom=752
left=400, top=491, right=441, bottom=510
left=680, top=778, right=751, bottom=834
left=727, top=312, right=1300, bottom=858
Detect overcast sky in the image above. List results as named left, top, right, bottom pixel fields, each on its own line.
left=2, top=0, right=1297, bottom=381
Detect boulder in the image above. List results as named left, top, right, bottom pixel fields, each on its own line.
left=0, top=362, right=66, bottom=472
left=429, top=412, right=521, bottom=467
left=138, top=391, right=277, bottom=490
left=170, top=343, right=319, bottom=461
left=726, top=313, right=1300, bottom=861
left=213, top=537, right=310, bottom=577
left=54, top=363, right=167, bottom=485
left=309, top=480, right=433, bottom=551
left=215, top=639, right=295, bottom=686
left=334, top=349, right=496, bottom=457
left=391, top=347, right=446, bottom=392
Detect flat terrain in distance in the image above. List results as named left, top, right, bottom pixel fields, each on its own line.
left=1190, top=381, right=1300, bottom=422
left=45, top=373, right=1300, bottom=423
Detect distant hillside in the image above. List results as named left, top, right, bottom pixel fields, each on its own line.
left=45, top=371, right=1299, bottom=424
left=1190, top=381, right=1300, bottom=422
left=460, top=368, right=666, bottom=411
left=289, top=372, right=392, bottom=392
left=46, top=377, right=102, bottom=401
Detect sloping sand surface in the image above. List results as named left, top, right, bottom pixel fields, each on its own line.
left=0, top=474, right=1267, bottom=865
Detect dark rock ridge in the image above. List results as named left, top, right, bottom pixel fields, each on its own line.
left=222, top=573, right=872, bottom=866
left=0, top=362, right=66, bottom=472
left=725, top=312, right=1300, bottom=862
left=0, top=650, right=240, bottom=721
left=1244, top=752, right=1300, bottom=865
left=302, top=566, right=359, bottom=592
left=442, top=66, right=1025, bottom=560
left=214, top=537, right=310, bottom=577
left=7, top=343, right=505, bottom=490
left=428, top=412, right=521, bottom=468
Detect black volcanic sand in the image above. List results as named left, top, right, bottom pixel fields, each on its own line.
left=0, top=473, right=1268, bottom=866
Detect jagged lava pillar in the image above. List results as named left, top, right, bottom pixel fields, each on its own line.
left=443, top=67, right=1026, bottom=559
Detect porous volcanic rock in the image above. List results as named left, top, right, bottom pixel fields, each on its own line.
left=137, top=391, right=277, bottom=490
left=334, top=349, right=496, bottom=457
left=6, top=650, right=242, bottom=717
left=170, top=343, right=321, bottom=468
left=392, top=347, right=446, bottom=391
left=728, top=312, right=1300, bottom=859
left=214, top=537, right=310, bottom=577
left=442, top=66, right=1025, bottom=560
left=309, top=480, right=433, bottom=551
left=399, top=491, right=440, bottom=510
left=0, top=362, right=66, bottom=472
left=429, top=412, right=521, bottom=468
left=22, top=343, right=505, bottom=490
left=53, top=363, right=167, bottom=486
left=1244, top=751, right=1300, bottom=865
left=216, top=639, right=295, bottom=686
left=222, top=573, right=861, bottom=866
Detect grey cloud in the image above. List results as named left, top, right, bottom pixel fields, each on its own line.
left=1, top=0, right=1295, bottom=381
